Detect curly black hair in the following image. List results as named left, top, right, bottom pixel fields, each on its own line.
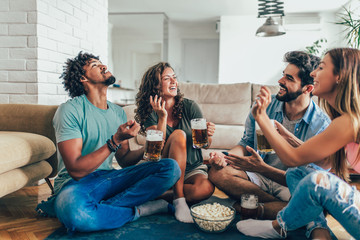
left=284, top=51, right=321, bottom=87
left=135, top=62, right=184, bottom=133
left=60, top=51, right=99, bottom=98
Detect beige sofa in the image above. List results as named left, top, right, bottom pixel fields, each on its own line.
left=123, top=82, right=280, bottom=160
left=0, top=104, right=58, bottom=198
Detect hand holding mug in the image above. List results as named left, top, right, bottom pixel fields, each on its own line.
left=143, top=129, right=163, bottom=161
left=191, top=118, right=208, bottom=149
left=206, top=122, right=215, bottom=137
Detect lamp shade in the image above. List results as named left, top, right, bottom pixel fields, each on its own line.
left=256, top=17, right=285, bottom=37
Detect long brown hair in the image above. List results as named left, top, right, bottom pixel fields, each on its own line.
left=134, top=62, right=184, bottom=133
left=319, top=48, right=360, bottom=181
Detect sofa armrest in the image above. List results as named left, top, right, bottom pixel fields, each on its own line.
left=0, top=104, right=59, bottom=177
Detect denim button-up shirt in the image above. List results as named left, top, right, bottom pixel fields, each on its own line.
left=239, top=95, right=331, bottom=165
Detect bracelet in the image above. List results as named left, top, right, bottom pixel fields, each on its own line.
left=106, top=135, right=122, bottom=153
left=111, top=135, right=122, bottom=152
left=106, top=139, right=116, bottom=152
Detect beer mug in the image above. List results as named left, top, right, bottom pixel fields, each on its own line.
left=191, top=118, right=208, bottom=149
left=143, top=129, right=163, bottom=161
left=255, top=119, right=276, bottom=154
left=240, top=194, right=258, bottom=220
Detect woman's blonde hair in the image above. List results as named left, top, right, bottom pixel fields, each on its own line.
left=319, top=48, right=360, bottom=181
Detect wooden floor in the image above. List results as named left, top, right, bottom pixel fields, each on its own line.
left=0, top=178, right=359, bottom=240
left=0, top=182, right=62, bottom=240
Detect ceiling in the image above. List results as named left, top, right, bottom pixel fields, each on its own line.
left=108, top=0, right=350, bottom=22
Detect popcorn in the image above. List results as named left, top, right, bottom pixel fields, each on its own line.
left=191, top=203, right=235, bottom=232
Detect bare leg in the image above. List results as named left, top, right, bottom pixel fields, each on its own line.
left=157, top=175, right=215, bottom=204
left=209, top=165, right=282, bottom=202
left=162, top=130, right=187, bottom=199
left=311, top=228, right=332, bottom=240
left=162, top=130, right=193, bottom=222
left=156, top=189, right=174, bottom=203
left=209, top=166, right=287, bottom=219
left=184, top=174, right=215, bottom=203
left=272, top=220, right=282, bottom=235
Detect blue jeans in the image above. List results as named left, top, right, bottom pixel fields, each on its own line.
left=278, top=169, right=360, bottom=239
left=285, top=165, right=330, bottom=238
left=54, top=159, right=180, bottom=233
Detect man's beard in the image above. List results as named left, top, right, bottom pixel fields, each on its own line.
left=276, top=85, right=303, bottom=102
left=104, top=76, right=116, bottom=86
left=88, top=76, right=116, bottom=86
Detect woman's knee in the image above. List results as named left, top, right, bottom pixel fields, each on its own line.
left=188, top=178, right=215, bottom=201
left=169, top=129, right=186, bottom=147
left=202, top=178, right=215, bottom=196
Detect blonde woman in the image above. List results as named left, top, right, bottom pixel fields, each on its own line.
left=236, top=48, right=360, bottom=239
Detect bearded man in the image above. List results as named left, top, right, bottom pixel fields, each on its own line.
left=208, top=51, right=332, bottom=238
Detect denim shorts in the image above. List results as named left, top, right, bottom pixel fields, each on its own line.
left=184, top=164, right=208, bottom=181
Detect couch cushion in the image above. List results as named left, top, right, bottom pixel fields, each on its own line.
left=0, top=104, right=58, bottom=178
left=179, top=82, right=252, bottom=125
left=136, top=133, right=146, bottom=145
left=123, top=104, right=136, bottom=121
left=0, top=160, right=52, bottom=198
left=0, top=132, right=56, bottom=175
left=210, top=124, right=244, bottom=149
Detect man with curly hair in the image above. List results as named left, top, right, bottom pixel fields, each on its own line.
left=36, top=52, right=181, bottom=233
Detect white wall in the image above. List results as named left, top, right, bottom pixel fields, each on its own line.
left=218, top=14, right=345, bottom=85
left=0, top=0, right=108, bottom=105
left=168, top=21, right=219, bottom=81
left=110, top=14, right=164, bottom=90
left=109, top=18, right=220, bottom=89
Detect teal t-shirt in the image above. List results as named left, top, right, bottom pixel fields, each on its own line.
left=53, top=94, right=127, bottom=194
left=144, top=98, right=204, bottom=173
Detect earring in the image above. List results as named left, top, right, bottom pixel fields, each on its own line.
left=336, top=81, right=339, bottom=84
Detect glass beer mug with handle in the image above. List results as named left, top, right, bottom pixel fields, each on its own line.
left=255, top=119, right=276, bottom=154
left=240, top=194, right=258, bottom=220
left=191, top=118, right=208, bottom=149
left=143, top=129, right=163, bottom=161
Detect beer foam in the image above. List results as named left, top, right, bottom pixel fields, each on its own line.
left=191, top=118, right=207, bottom=129
left=146, top=134, right=163, bottom=141
left=192, top=124, right=206, bottom=129
left=241, top=195, right=258, bottom=209
left=191, top=121, right=206, bottom=129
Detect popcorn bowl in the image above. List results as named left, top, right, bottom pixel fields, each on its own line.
left=190, top=202, right=236, bottom=233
